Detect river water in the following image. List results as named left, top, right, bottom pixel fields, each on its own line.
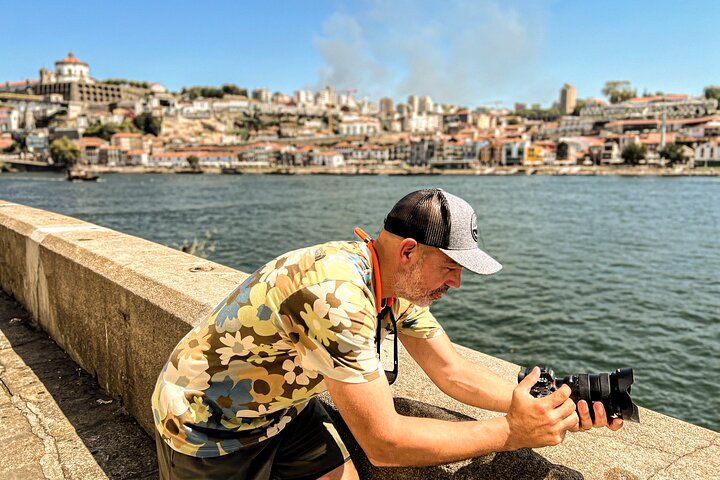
left=1, top=172, right=718, bottom=432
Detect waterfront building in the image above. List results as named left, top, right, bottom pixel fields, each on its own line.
left=111, top=132, right=143, bottom=151
left=600, top=141, right=622, bottom=165
left=694, top=141, right=720, bottom=167
left=333, top=141, right=356, bottom=160
left=310, top=150, right=344, bottom=167
left=559, top=83, right=577, bottom=115
left=76, top=137, right=107, bottom=165
left=125, top=149, right=149, bottom=166
left=149, top=150, right=236, bottom=168
left=408, top=137, right=437, bottom=166
left=498, top=138, right=529, bottom=166
left=524, top=142, right=557, bottom=166
left=98, top=145, right=122, bottom=166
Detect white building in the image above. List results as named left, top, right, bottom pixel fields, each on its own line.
left=338, top=117, right=380, bottom=136
left=54, top=52, right=92, bottom=83
left=418, top=96, right=434, bottom=113
left=0, top=107, right=19, bottom=132
left=311, top=150, right=345, bottom=167
left=293, top=90, right=314, bottom=105
left=694, top=142, right=720, bottom=167
left=403, top=112, right=442, bottom=133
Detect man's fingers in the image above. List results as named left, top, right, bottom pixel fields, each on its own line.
left=608, top=418, right=624, bottom=431
left=517, top=367, right=540, bottom=395
left=547, top=384, right=572, bottom=406
left=592, top=401, right=608, bottom=428
left=577, top=400, right=593, bottom=430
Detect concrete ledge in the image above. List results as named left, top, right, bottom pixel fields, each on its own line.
left=1, top=200, right=718, bottom=479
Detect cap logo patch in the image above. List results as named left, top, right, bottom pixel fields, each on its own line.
left=471, top=214, right=478, bottom=242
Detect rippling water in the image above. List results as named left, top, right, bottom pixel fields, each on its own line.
left=2, top=172, right=719, bottom=431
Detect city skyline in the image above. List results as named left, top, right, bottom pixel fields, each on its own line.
left=3, top=0, right=720, bottom=108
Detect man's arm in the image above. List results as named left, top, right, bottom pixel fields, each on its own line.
left=400, top=333, right=623, bottom=431
left=325, top=368, right=578, bottom=467
left=400, top=332, right=514, bottom=412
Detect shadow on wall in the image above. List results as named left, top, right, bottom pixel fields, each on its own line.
left=0, top=291, right=158, bottom=479
left=320, top=395, right=584, bottom=480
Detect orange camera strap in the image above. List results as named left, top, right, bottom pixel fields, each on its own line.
left=354, top=227, right=394, bottom=314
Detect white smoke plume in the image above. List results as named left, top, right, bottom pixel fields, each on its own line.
left=313, top=0, right=550, bottom=107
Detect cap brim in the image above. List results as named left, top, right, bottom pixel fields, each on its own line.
left=440, top=247, right=502, bottom=275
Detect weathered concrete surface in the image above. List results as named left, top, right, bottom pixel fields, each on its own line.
left=319, top=342, right=720, bottom=480
left=0, top=290, right=157, bottom=479
left=1, top=200, right=719, bottom=480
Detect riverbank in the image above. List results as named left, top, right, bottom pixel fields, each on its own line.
left=77, top=164, right=720, bottom=176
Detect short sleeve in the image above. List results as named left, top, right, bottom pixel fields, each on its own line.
left=277, top=280, right=381, bottom=384
left=394, top=298, right=445, bottom=339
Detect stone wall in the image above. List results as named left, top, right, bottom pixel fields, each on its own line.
left=1, top=200, right=717, bottom=480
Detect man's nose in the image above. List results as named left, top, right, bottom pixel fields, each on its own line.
left=446, top=268, right=462, bottom=288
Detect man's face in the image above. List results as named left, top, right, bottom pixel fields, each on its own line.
left=394, top=246, right=462, bottom=307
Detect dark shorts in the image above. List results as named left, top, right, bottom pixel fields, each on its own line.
left=155, top=398, right=351, bottom=480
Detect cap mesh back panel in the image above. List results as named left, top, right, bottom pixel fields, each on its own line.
left=384, top=189, right=451, bottom=247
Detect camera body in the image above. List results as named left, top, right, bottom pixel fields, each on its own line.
left=518, top=366, right=640, bottom=423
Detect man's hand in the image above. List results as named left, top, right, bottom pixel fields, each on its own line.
left=572, top=400, right=624, bottom=432
left=504, top=367, right=579, bottom=450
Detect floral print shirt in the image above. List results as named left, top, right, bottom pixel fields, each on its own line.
left=151, top=241, right=444, bottom=457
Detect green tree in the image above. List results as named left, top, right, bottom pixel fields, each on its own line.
left=660, top=143, right=687, bottom=166
left=187, top=154, right=200, bottom=170
left=49, top=137, right=81, bottom=167
left=222, top=84, right=248, bottom=96
left=602, top=81, right=637, bottom=104
left=84, top=120, right=135, bottom=141
left=571, top=99, right=587, bottom=116
left=621, top=142, right=647, bottom=165
left=132, top=112, right=162, bottom=136
left=704, top=85, right=720, bottom=103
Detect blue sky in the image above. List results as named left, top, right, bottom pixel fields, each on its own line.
left=3, top=0, right=719, bottom=108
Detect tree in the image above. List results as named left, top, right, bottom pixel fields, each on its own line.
left=571, top=99, right=587, bottom=116
left=132, top=112, right=162, bottom=136
left=49, top=137, right=81, bottom=167
left=621, top=142, right=647, bottom=165
left=660, top=143, right=687, bottom=166
left=602, top=81, right=637, bottom=104
left=187, top=155, right=200, bottom=170
left=222, top=84, right=248, bottom=97
left=704, top=85, right=720, bottom=103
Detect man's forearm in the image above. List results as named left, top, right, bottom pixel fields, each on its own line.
left=365, top=414, right=513, bottom=467
left=433, top=358, right=515, bottom=412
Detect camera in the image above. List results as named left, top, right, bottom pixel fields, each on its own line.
left=518, top=366, right=640, bottom=423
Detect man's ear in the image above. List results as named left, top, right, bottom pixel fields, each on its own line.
left=398, top=238, right=419, bottom=265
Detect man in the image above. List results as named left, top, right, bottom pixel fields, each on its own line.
left=152, top=188, right=622, bottom=479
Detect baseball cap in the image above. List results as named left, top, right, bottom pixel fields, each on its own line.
left=383, top=188, right=502, bottom=275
